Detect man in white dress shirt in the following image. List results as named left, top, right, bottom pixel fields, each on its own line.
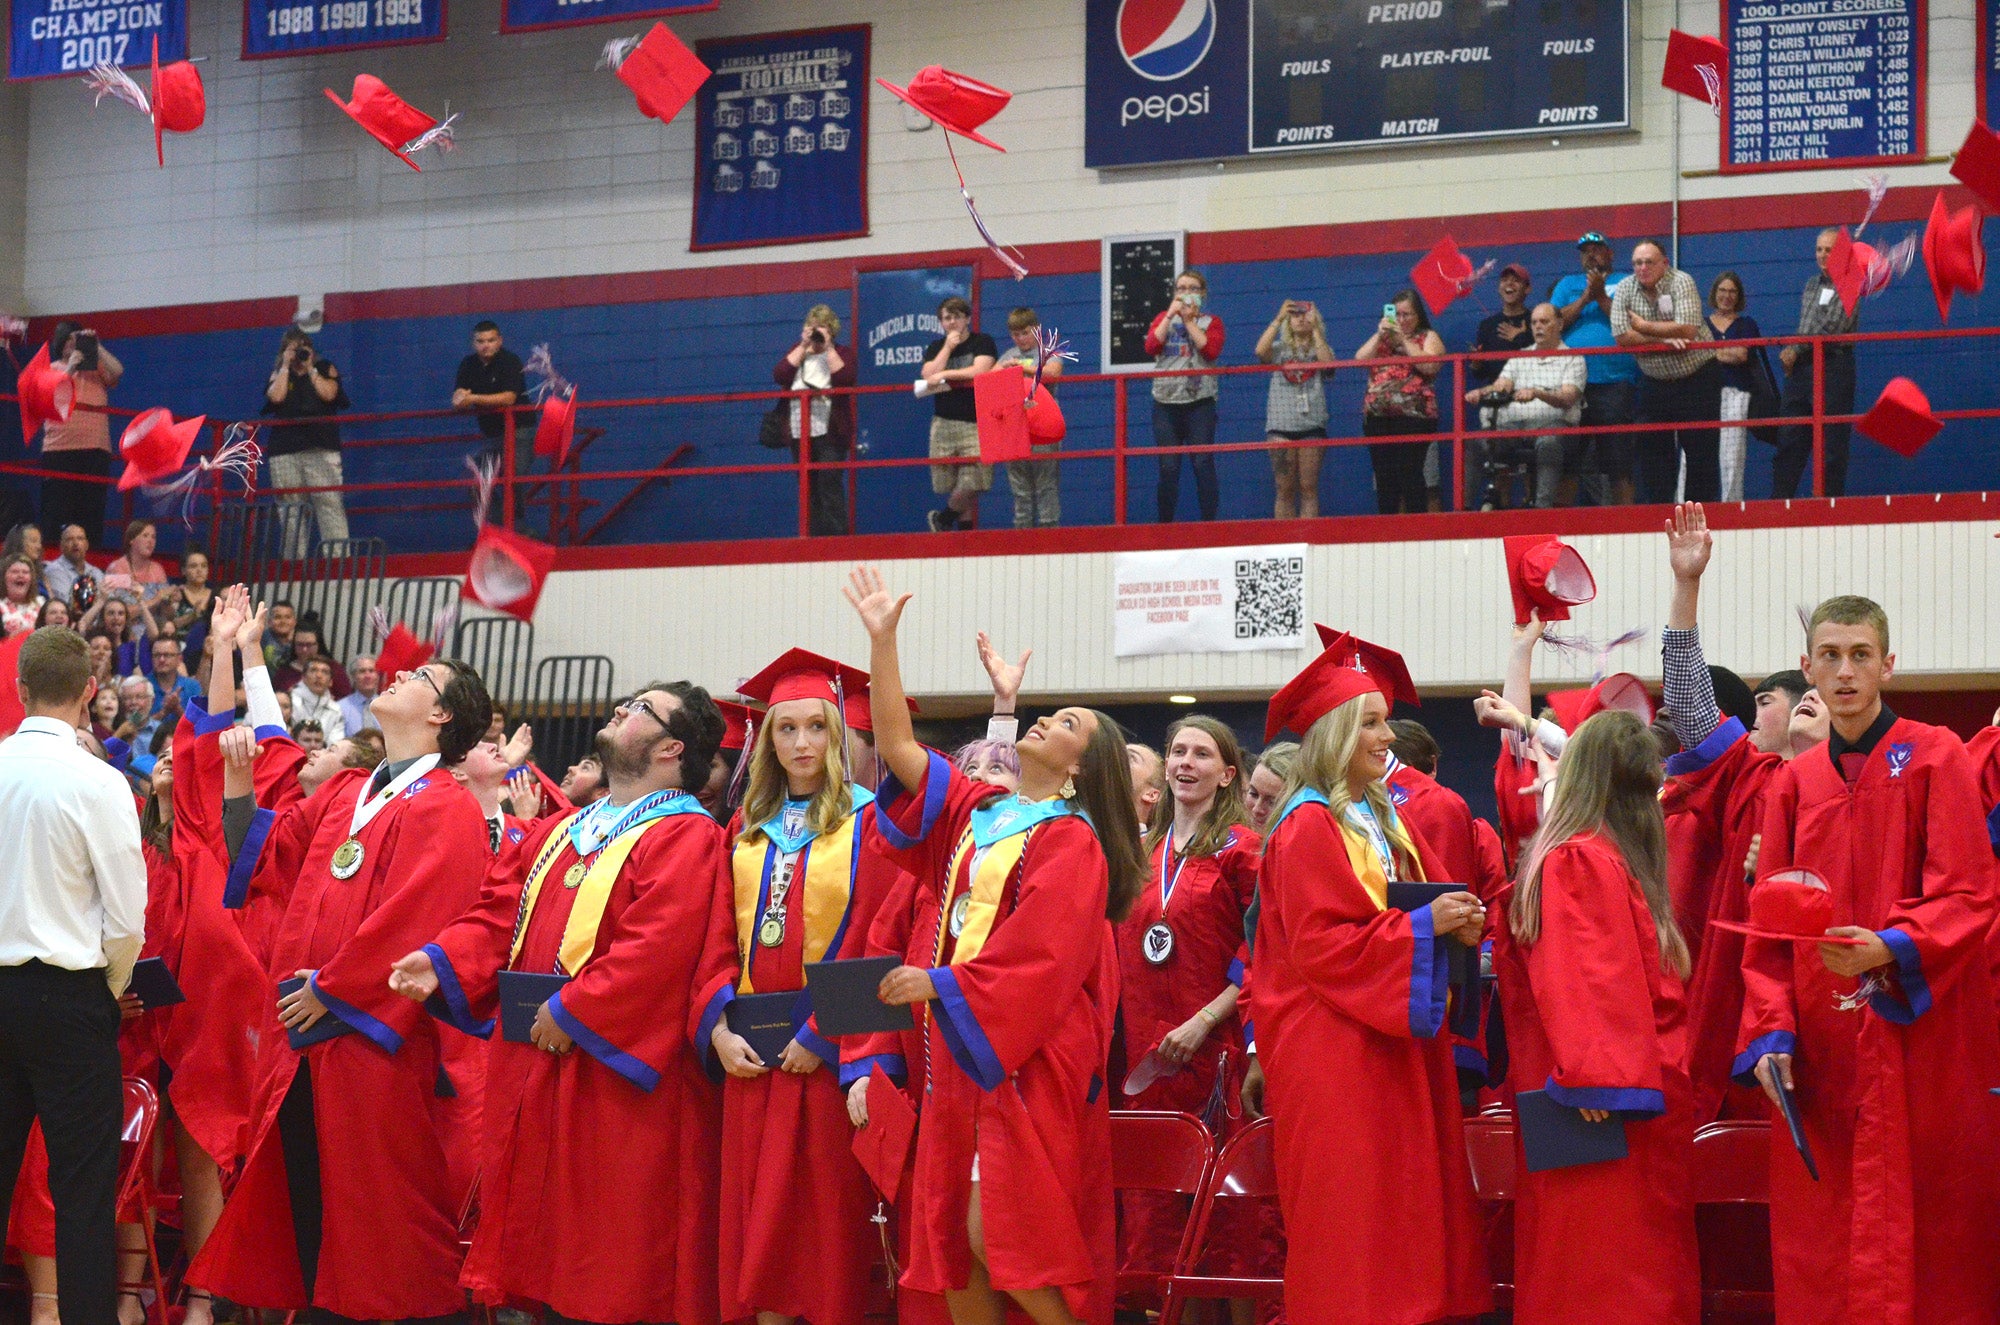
left=0, top=627, right=146, bottom=1325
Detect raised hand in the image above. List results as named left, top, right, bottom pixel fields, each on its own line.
left=1666, top=501, right=1713, bottom=583
left=976, top=630, right=1031, bottom=708
left=501, top=724, right=534, bottom=768
left=208, top=584, right=248, bottom=647
left=505, top=768, right=544, bottom=819
left=236, top=600, right=268, bottom=654
left=842, top=565, right=911, bottom=641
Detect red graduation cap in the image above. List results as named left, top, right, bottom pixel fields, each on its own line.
left=1548, top=672, right=1654, bottom=732
left=1025, top=385, right=1065, bottom=443
left=1266, top=629, right=1417, bottom=741
left=16, top=345, right=75, bottom=446
left=1661, top=30, right=1727, bottom=107
left=374, top=622, right=436, bottom=681
left=850, top=1064, right=917, bottom=1200
left=973, top=369, right=1031, bottom=464
left=1856, top=376, right=1941, bottom=458
left=1504, top=535, right=1596, bottom=626
left=462, top=526, right=556, bottom=622
left=1826, top=226, right=1877, bottom=317
left=616, top=22, right=709, bottom=125
left=1950, top=120, right=2000, bottom=214
left=842, top=685, right=916, bottom=735
left=115, top=407, right=208, bottom=490
left=1923, top=191, right=1986, bottom=323
left=1409, top=235, right=1475, bottom=316
left=534, top=388, right=577, bottom=468
left=325, top=74, right=438, bottom=170
left=1709, top=869, right=1868, bottom=945
left=713, top=698, right=754, bottom=752
left=149, top=37, right=205, bottom=166
left=738, top=647, right=870, bottom=710
left=878, top=67, right=1011, bottom=152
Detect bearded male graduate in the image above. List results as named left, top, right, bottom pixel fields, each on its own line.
left=1735, top=595, right=2000, bottom=1325
left=187, top=658, right=495, bottom=1322
left=388, top=683, right=729, bottom=1325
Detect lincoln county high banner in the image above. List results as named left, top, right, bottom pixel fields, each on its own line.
left=12, top=0, right=186, bottom=78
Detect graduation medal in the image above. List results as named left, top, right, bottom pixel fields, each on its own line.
left=562, top=862, right=588, bottom=889
left=329, top=838, right=364, bottom=879
left=948, top=890, right=972, bottom=938
left=1142, top=921, right=1175, bottom=965
left=1145, top=835, right=1186, bottom=964
left=758, top=860, right=797, bottom=948
left=335, top=753, right=441, bottom=883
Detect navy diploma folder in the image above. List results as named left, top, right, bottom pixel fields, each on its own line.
left=726, top=991, right=800, bottom=1067
left=805, top=956, right=916, bottom=1038
left=1516, top=1088, right=1630, bottom=1173
left=498, top=971, right=571, bottom=1044
left=277, top=976, right=354, bottom=1050
left=127, top=957, right=185, bottom=1010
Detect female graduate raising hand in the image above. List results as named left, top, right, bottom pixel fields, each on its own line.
left=845, top=564, right=1147, bottom=1325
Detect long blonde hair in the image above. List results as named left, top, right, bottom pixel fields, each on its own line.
left=1511, top=710, right=1690, bottom=979
left=1276, top=694, right=1395, bottom=836
left=1280, top=305, right=1327, bottom=352
left=737, top=699, right=857, bottom=843
left=1145, top=714, right=1250, bottom=857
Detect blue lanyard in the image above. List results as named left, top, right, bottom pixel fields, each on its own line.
left=1160, top=830, right=1191, bottom=915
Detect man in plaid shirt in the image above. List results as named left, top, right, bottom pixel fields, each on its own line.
left=1772, top=228, right=1858, bottom=499
left=1612, top=239, right=1720, bottom=504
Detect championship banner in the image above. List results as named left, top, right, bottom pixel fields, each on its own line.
left=243, top=0, right=444, bottom=59
left=691, top=24, right=869, bottom=251
left=1982, top=0, right=1999, bottom=130
left=501, top=0, right=713, bottom=36
left=10, top=0, right=186, bottom=80
left=1113, top=545, right=1308, bottom=658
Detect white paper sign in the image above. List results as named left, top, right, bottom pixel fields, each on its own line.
left=1113, top=544, right=1309, bottom=658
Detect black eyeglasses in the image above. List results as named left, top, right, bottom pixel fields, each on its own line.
left=406, top=667, right=443, bottom=701
left=617, top=696, right=673, bottom=736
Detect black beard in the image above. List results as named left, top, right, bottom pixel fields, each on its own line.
left=594, top=727, right=652, bottom=783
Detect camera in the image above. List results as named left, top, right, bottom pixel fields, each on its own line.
left=74, top=331, right=99, bottom=371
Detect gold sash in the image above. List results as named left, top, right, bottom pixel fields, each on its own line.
left=730, top=810, right=863, bottom=993
left=1338, top=808, right=1425, bottom=910
left=935, top=827, right=1034, bottom=966
left=509, top=813, right=654, bottom=975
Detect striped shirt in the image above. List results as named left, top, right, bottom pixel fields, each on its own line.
left=1610, top=267, right=1714, bottom=381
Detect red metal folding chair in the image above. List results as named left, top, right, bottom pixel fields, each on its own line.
left=1158, top=1116, right=1282, bottom=1325
left=1692, top=1120, right=1774, bottom=1324
left=1110, top=1111, right=1215, bottom=1316
left=1462, top=1111, right=1517, bottom=1313
left=117, top=1077, right=173, bottom=1322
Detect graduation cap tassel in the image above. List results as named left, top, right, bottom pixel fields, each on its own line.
left=369, top=605, right=395, bottom=645
left=1854, top=172, right=1890, bottom=237
left=523, top=343, right=570, bottom=405
left=1590, top=627, right=1649, bottom=684
left=724, top=715, right=754, bottom=813
left=1861, top=233, right=1917, bottom=297
left=401, top=110, right=459, bottom=158
left=1834, top=971, right=1886, bottom=1012
left=143, top=422, right=263, bottom=526
left=84, top=63, right=150, bottom=115
left=596, top=35, right=643, bottom=71
left=1030, top=326, right=1077, bottom=403
left=430, top=602, right=460, bottom=653
left=467, top=453, right=499, bottom=532
left=1693, top=62, right=1723, bottom=118
left=1454, top=257, right=1498, bottom=300
left=1796, top=603, right=1815, bottom=640
left=945, top=136, right=1028, bottom=280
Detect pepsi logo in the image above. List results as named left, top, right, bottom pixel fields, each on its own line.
left=1118, top=0, right=1216, bottom=82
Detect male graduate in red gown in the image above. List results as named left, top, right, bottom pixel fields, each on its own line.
left=186, top=656, right=495, bottom=1323
left=389, top=683, right=729, bottom=1325
left=1385, top=723, right=1481, bottom=889
left=1735, top=594, right=2000, bottom=1325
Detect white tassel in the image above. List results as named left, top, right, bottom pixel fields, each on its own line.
left=1860, top=233, right=1917, bottom=299
left=369, top=605, right=394, bottom=645
left=84, top=63, right=150, bottom=115
left=597, top=35, right=642, bottom=71
left=524, top=343, right=570, bottom=404
left=1854, top=172, right=1890, bottom=236
left=466, top=453, right=498, bottom=531
left=430, top=602, right=459, bottom=652
left=1694, top=63, right=1723, bottom=118
left=401, top=111, right=458, bottom=157
left=142, top=423, right=263, bottom=525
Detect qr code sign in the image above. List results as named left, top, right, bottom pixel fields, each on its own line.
left=1234, top=556, right=1304, bottom=640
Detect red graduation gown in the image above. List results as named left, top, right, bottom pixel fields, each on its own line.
left=870, top=753, right=1118, bottom=1325
left=425, top=807, right=725, bottom=1325
left=1735, top=718, right=2000, bottom=1325
left=689, top=802, right=897, bottom=1325
left=1388, top=763, right=1480, bottom=888
left=188, top=765, right=490, bottom=1320
left=1492, top=834, right=1699, bottom=1325
left=1492, top=744, right=1541, bottom=871
left=1249, top=793, right=1489, bottom=1325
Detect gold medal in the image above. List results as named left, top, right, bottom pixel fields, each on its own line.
left=563, top=862, right=588, bottom=889
left=757, top=913, right=787, bottom=948
left=329, top=838, right=364, bottom=879
left=948, top=891, right=971, bottom=938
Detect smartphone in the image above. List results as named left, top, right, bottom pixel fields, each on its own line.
left=1382, top=303, right=1398, bottom=322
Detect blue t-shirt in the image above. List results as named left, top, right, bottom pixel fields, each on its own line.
left=1549, top=272, right=1640, bottom=385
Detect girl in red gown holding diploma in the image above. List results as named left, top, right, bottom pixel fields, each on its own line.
left=692, top=649, right=900, bottom=1325
left=844, top=564, right=1148, bottom=1325
left=1493, top=710, right=1699, bottom=1325
left=1250, top=633, right=1490, bottom=1325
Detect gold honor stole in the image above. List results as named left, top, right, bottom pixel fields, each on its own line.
left=1339, top=809, right=1426, bottom=910
left=509, top=812, right=653, bottom=976
left=934, top=827, right=1036, bottom=966
left=731, top=809, right=865, bottom=994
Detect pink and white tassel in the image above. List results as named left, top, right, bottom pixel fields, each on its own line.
left=144, top=422, right=263, bottom=523
left=945, top=137, right=1027, bottom=280
left=597, top=35, right=642, bottom=71
left=84, top=63, right=150, bottom=115
left=466, top=453, right=499, bottom=531
left=1854, top=173, right=1890, bottom=236
left=1030, top=327, right=1076, bottom=401
left=524, top=344, right=571, bottom=404
left=402, top=112, right=459, bottom=158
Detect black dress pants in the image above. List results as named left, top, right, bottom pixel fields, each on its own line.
left=39, top=450, right=113, bottom=550
left=1772, top=349, right=1856, bottom=498
left=1636, top=361, right=1722, bottom=504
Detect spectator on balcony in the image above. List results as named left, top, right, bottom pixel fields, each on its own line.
left=104, top=519, right=169, bottom=605
left=42, top=525, right=104, bottom=617
left=1255, top=299, right=1334, bottom=520
left=1433, top=263, right=1536, bottom=509
left=37, top=322, right=125, bottom=547
left=1553, top=232, right=1641, bottom=505
left=1705, top=272, right=1769, bottom=505
left=273, top=624, right=351, bottom=698
left=339, top=654, right=381, bottom=736
left=1772, top=228, right=1858, bottom=499
left=1464, top=304, right=1586, bottom=510
left=1611, top=240, right=1718, bottom=504
left=0, top=556, right=45, bottom=638
left=34, top=599, right=70, bottom=631
left=452, top=321, right=529, bottom=464
left=261, top=329, right=351, bottom=558
left=774, top=304, right=856, bottom=537
left=994, top=306, right=1064, bottom=529
left=290, top=657, right=345, bottom=743
left=163, top=548, right=213, bottom=664
left=78, top=595, right=157, bottom=677
left=920, top=296, right=998, bottom=532
left=1146, top=270, right=1226, bottom=523
left=1356, top=289, right=1446, bottom=515
left=149, top=637, right=201, bottom=716
left=289, top=718, right=327, bottom=753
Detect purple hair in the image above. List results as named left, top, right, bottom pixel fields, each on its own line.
left=954, top=738, right=1019, bottom=780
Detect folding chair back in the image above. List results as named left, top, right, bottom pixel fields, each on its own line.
left=1694, top=1120, right=1775, bottom=1323
left=1111, top=1111, right=1215, bottom=1313
left=1158, top=1117, right=1283, bottom=1325
left=1462, top=1111, right=1517, bottom=1312
left=118, top=1078, right=171, bottom=1322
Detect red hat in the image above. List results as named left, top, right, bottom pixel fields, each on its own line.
left=1826, top=226, right=1877, bottom=317
left=842, top=685, right=916, bottom=735
left=713, top=698, right=754, bottom=752
left=1922, top=191, right=1986, bottom=323
left=1950, top=120, right=2000, bottom=214
left=1856, top=376, right=1941, bottom=458
left=16, top=345, right=75, bottom=446
left=876, top=67, right=1011, bottom=151
left=462, top=526, right=556, bottom=622
left=738, top=648, right=870, bottom=710
left=1409, top=235, right=1475, bottom=316
left=1661, top=30, right=1728, bottom=107
left=1313, top=625, right=1420, bottom=708
left=1266, top=631, right=1416, bottom=743
left=1547, top=672, right=1654, bottom=732
left=115, top=407, right=208, bottom=490
left=1025, top=385, right=1065, bottom=443
left=534, top=388, right=577, bottom=468
left=1504, top=535, right=1596, bottom=626
left=974, top=369, right=1031, bottom=464
left=616, top=22, right=709, bottom=124
left=373, top=622, right=436, bottom=681
left=850, top=1063, right=917, bottom=1200
left=325, top=74, right=438, bottom=170
left=1710, top=869, right=1868, bottom=945
left=149, top=37, right=205, bottom=166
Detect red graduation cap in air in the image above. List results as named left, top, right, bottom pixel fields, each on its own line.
left=463, top=526, right=555, bottom=622
left=1504, top=535, right=1597, bottom=626
left=737, top=648, right=871, bottom=712
left=1923, top=191, right=1986, bottom=323
left=973, top=369, right=1032, bottom=464
left=1950, top=121, right=2000, bottom=214
left=16, top=345, right=75, bottom=446
left=1709, top=869, right=1868, bottom=945
left=374, top=622, right=436, bottom=681
left=1409, top=236, right=1477, bottom=316
left=1825, top=227, right=1878, bottom=317
left=615, top=23, right=710, bottom=125
left=325, top=74, right=442, bottom=170
left=149, top=37, right=205, bottom=165
left=713, top=698, right=754, bottom=752
left=534, top=388, right=577, bottom=468
left=1661, top=30, right=1728, bottom=108
left=115, top=408, right=208, bottom=490
left=1548, top=673, right=1654, bottom=733
left=1856, top=376, right=1941, bottom=458
left=877, top=66, right=1011, bottom=151
left=1265, top=629, right=1417, bottom=742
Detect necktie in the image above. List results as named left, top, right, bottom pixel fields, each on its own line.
left=489, top=818, right=502, bottom=854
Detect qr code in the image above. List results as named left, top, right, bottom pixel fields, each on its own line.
left=1234, top=556, right=1304, bottom=640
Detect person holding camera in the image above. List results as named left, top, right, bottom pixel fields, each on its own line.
left=1462, top=304, right=1585, bottom=509
left=1255, top=299, right=1334, bottom=519
left=1145, top=270, right=1226, bottom=522
left=1356, top=291, right=1445, bottom=515
left=37, top=322, right=125, bottom=548
left=773, top=304, right=855, bottom=536
left=260, top=329, right=351, bottom=559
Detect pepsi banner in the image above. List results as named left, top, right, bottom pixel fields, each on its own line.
left=243, top=0, right=443, bottom=59
left=10, top=0, right=185, bottom=79
left=1723, top=0, right=1924, bottom=172
left=500, top=0, right=712, bottom=35
left=691, top=24, right=869, bottom=251
left=1085, top=0, right=1629, bottom=168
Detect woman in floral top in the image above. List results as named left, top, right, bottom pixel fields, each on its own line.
left=0, top=556, right=45, bottom=637
left=1356, top=290, right=1446, bottom=515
